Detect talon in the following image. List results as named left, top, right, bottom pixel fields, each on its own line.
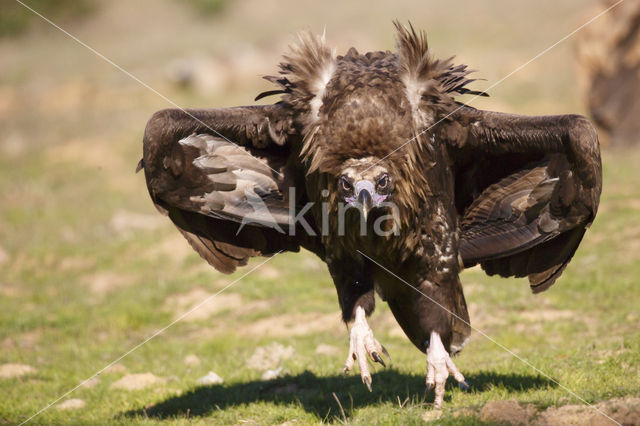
left=459, top=380, right=470, bottom=391
left=343, top=306, right=387, bottom=394
left=425, top=331, right=466, bottom=408
left=372, top=352, right=385, bottom=367
left=363, top=375, right=372, bottom=392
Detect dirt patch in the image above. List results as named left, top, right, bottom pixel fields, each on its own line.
left=0, top=282, right=22, bottom=297
left=237, top=312, right=342, bottom=337
left=257, top=265, right=281, bottom=280
left=58, top=256, right=96, bottom=272
left=538, top=397, right=640, bottom=425
left=0, top=363, right=37, bottom=378
left=81, top=377, right=100, bottom=389
left=458, top=397, right=640, bottom=425
left=110, top=373, right=165, bottom=390
left=45, top=136, right=126, bottom=177
left=518, top=309, right=576, bottom=322
left=82, top=272, right=134, bottom=297
left=110, top=209, right=166, bottom=235
left=104, top=363, right=128, bottom=375
left=16, top=330, right=42, bottom=350
left=315, top=344, right=341, bottom=356
left=56, top=398, right=86, bottom=410
left=0, top=330, right=41, bottom=352
left=480, top=400, right=536, bottom=425
left=246, top=343, right=294, bottom=371
left=164, top=288, right=244, bottom=321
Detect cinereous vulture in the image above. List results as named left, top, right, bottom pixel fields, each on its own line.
left=139, top=22, right=602, bottom=407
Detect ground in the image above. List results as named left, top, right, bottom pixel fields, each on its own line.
left=1, top=0, right=639, bottom=424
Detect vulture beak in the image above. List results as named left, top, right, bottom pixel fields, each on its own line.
left=355, top=180, right=375, bottom=222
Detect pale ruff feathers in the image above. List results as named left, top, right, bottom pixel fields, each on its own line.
left=309, top=60, right=336, bottom=121
left=402, top=73, right=433, bottom=128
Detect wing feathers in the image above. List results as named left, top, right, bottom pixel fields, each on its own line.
left=141, top=106, right=315, bottom=274
left=460, top=164, right=561, bottom=263
left=452, top=109, right=602, bottom=293
left=154, top=133, right=291, bottom=228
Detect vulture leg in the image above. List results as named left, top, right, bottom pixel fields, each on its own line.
left=343, top=306, right=390, bottom=391
left=425, top=331, right=468, bottom=409
left=386, top=277, right=470, bottom=407
left=328, top=256, right=388, bottom=390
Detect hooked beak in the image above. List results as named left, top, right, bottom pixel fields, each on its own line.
left=355, top=180, right=375, bottom=222
left=358, top=189, right=373, bottom=221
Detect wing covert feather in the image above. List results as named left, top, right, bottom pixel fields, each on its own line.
left=141, top=105, right=322, bottom=274
left=447, top=107, right=602, bottom=291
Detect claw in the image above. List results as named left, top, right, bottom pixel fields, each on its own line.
left=343, top=306, right=388, bottom=394
left=372, top=351, right=385, bottom=367
left=459, top=380, right=470, bottom=391
left=363, top=375, right=372, bottom=392
left=425, top=331, right=467, bottom=408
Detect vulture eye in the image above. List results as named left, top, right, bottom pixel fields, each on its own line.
left=377, top=174, right=389, bottom=190
left=340, top=176, right=353, bottom=192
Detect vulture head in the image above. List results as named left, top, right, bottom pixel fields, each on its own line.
left=338, top=158, right=392, bottom=221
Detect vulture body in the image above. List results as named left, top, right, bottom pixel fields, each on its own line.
left=140, top=23, right=601, bottom=407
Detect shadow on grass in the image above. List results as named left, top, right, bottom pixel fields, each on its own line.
left=121, top=369, right=555, bottom=420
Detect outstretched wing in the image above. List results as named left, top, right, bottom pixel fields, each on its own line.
left=140, top=105, right=322, bottom=273
left=445, top=106, right=602, bottom=292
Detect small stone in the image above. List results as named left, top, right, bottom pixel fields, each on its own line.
left=110, top=373, right=165, bottom=390
left=196, top=371, right=224, bottom=386
left=261, top=367, right=283, bottom=380
left=315, top=344, right=340, bottom=356
left=184, top=354, right=201, bottom=367
left=0, top=363, right=36, bottom=378
left=56, top=399, right=85, bottom=410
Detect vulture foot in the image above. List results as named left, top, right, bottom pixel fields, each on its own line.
left=343, top=306, right=390, bottom=391
left=425, top=331, right=468, bottom=408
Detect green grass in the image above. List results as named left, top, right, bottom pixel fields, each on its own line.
left=1, top=0, right=639, bottom=424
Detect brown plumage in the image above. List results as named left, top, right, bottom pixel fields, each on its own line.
left=139, top=22, right=601, bottom=406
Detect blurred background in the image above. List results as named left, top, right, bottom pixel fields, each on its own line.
left=1, top=0, right=639, bottom=424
